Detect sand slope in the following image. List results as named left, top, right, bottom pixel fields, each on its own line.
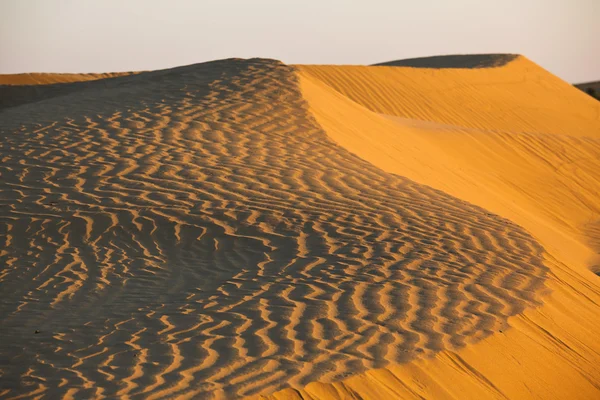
left=299, top=56, right=600, bottom=138
left=1, top=55, right=599, bottom=399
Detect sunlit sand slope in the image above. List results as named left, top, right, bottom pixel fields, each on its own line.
left=0, top=59, right=549, bottom=399
left=300, top=56, right=600, bottom=138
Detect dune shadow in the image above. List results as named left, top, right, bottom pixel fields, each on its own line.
left=373, top=54, right=519, bottom=69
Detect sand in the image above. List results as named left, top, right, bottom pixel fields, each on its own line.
left=0, top=55, right=599, bottom=399
left=0, top=72, right=135, bottom=86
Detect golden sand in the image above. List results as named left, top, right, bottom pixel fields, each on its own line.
left=0, top=55, right=599, bottom=399
left=0, top=71, right=135, bottom=85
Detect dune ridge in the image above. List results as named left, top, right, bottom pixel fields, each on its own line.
left=0, top=58, right=554, bottom=399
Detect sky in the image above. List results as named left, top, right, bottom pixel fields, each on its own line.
left=0, top=0, right=598, bottom=83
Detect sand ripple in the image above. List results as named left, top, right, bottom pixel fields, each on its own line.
left=0, top=59, right=547, bottom=398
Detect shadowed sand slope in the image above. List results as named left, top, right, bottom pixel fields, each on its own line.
left=374, top=53, right=518, bottom=68
left=0, top=59, right=551, bottom=399
left=0, top=72, right=137, bottom=111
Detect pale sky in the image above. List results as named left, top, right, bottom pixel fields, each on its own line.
left=0, top=0, right=598, bottom=83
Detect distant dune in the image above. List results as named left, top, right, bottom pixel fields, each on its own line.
left=0, top=71, right=135, bottom=86
left=1, top=55, right=599, bottom=400
left=575, top=80, right=600, bottom=100
left=0, top=72, right=137, bottom=110
left=373, top=53, right=519, bottom=68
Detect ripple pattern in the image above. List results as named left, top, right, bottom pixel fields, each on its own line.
left=0, top=59, right=547, bottom=399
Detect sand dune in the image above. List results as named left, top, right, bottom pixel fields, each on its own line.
left=0, top=72, right=137, bottom=111
left=576, top=81, right=600, bottom=100
left=373, top=53, right=519, bottom=68
left=299, top=56, right=600, bottom=138
left=0, top=72, right=135, bottom=86
left=1, top=55, right=599, bottom=399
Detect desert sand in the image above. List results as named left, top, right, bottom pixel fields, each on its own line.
left=0, top=55, right=599, bottom=399
left=0, top=72, right=135, bottom=86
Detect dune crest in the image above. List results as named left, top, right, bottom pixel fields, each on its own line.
left=0, top=58, right=555, bottom=399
